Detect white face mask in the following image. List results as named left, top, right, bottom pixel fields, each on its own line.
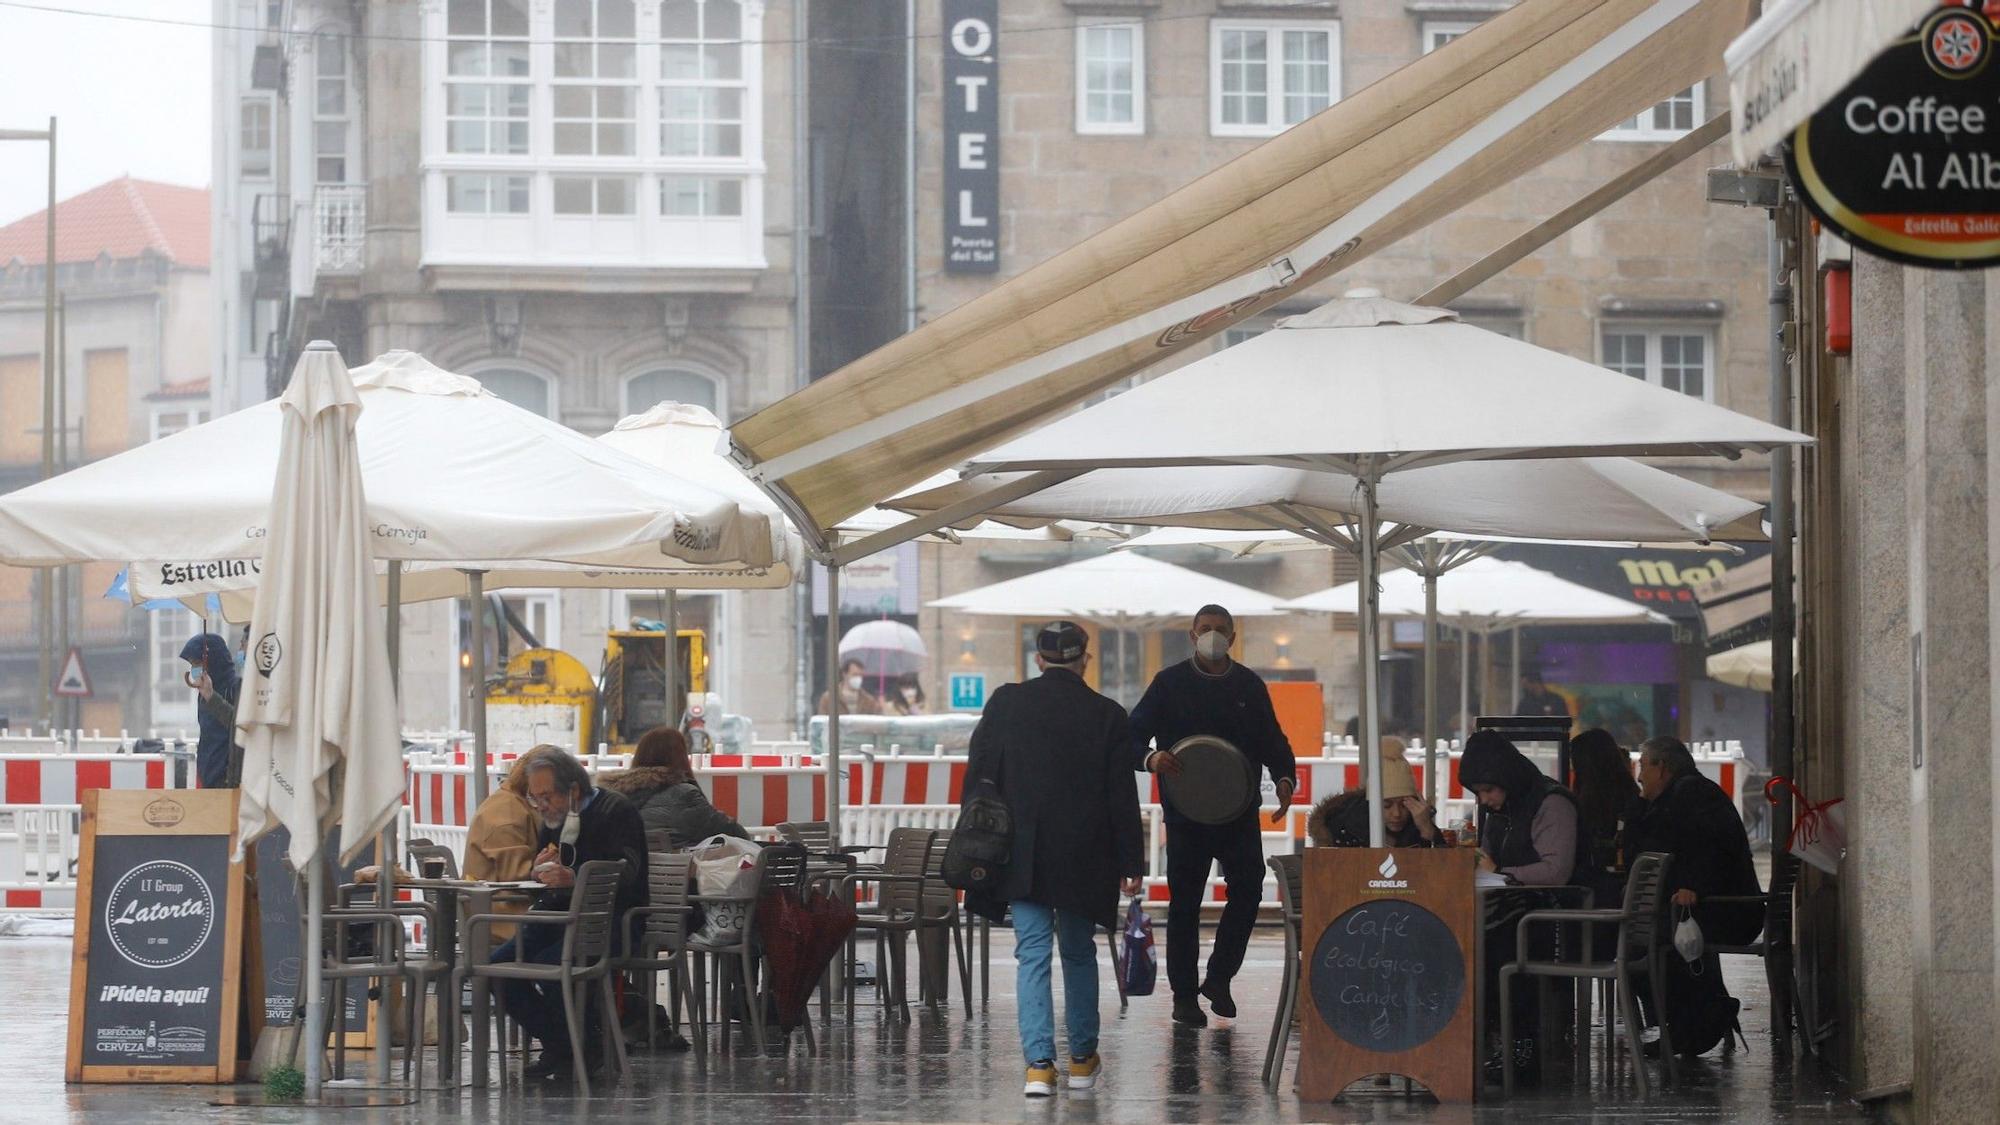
left=901, top=687, right=918, bottom=702
left=1194, top=631, right=1231, bottom=662
left=847, top=675, right=864, bottom=691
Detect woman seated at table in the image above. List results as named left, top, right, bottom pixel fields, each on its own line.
left=1567, top=727, right=1643, bottom=907
left=1306, top=737, right=1444, bottom=848
left=1458, top=729, right=1587, bottom=887
left=598, top=726, right=749, bottom=850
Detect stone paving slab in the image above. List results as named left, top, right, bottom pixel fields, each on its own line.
left=1, top=928, right=1879, bottom=1124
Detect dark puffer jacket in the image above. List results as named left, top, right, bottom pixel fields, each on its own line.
left=596, top=765, right=748, bottom=850
left=1307, top=790, right=1443, bottom=849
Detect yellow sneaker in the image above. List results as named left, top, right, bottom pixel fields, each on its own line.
left=1068, top=1053, right=1103, bottom=1090
left=1024, top=1060, right=1057, bottom=1097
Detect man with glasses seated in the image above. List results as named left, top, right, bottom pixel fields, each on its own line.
left=492, top=749, right=648, bottom=1083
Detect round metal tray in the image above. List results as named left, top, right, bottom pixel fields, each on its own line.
left=1161, top=734, right=1261, bottom=825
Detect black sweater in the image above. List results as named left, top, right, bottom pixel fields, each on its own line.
left=534, top=786, right=649, bottom=918
left=1129, top=659, right=1296, bottom=827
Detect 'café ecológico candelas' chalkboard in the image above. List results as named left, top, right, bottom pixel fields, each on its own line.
left=1297, top=847, right=1478, bottom=1103
left=65, top=788, right=251, bottom=1084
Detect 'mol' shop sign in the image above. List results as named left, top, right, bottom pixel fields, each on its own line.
left=1788, top=5, right=2000, bottom=268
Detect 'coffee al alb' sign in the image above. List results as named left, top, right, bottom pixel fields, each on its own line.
left=1788, top=6, right=2000, bottom=268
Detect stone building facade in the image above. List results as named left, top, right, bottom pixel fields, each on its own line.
left=808, top=0, right=1779, bottom=730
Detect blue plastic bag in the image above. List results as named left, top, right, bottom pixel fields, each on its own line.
left=1120, top=896, right=1156, bottom=997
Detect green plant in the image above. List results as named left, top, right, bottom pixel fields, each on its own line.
left=264, top=1064, right=305, bottom=1102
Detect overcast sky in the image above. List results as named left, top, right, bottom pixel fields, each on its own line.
left=0, top=0, right=212, bottom=227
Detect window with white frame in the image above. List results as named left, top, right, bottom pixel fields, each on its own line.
left=1211, top=21, right=1338, bottom=137
left=151, top=405, right=211, bottom=441
left=445, top=0, right=532, bottom=155
left=1601, top=84, right=1703, bottom=141
left=625, top=368, right=720, bottom=416
left=314, top=30, right=353, bottom=183
left=1076, top=22, right=1143, bottom=135
left=1421, top=21, right=1475, bottom=53
left=424, top=0, right=765, bottom=269
left=612, top=589, right=722, bottom=699
left=1600, top=324, right=1715, bottom=400
left=449, top=591, right=561, bottom=730
left=151, top=607, right=199, bottom=731
left=447, top=173, right=531, bottom=214
left=555, top=0, right=639, bottom=156
left=240, top=96, right=273, bottom=178
left=476, top=367, right=554, bottom=417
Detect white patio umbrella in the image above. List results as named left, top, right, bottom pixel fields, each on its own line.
left=928, top=552, right=1285, bottom=702
left=232, top=342, right=401, bottom=1099
left=1706, top=639, right=1777, bottom=692
left=947, top=294, right=1809, bottom=844
left=892, top=452, right=1759, bottom=807
left=1283, top=557, right=1669, bottom=755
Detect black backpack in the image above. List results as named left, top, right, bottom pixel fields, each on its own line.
left=942, top=776, right=1012, bottom=894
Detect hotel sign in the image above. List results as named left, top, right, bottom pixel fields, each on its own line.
left=943, top=0, right=999, bottom=273
left=1788, top=6, right=2000, bottom=268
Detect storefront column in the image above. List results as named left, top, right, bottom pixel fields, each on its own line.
left=1902, top=267, right=1995, bottom=1123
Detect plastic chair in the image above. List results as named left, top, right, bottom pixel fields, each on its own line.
left=916, top=829, right=973, bottom=1016
left=689, top=843, right=810, bottom=1055
left=613, top=851, right=703, bottom=1063
left=320, top=895, right=447, bottom=1090
left=454, top=859, right=632, bottom=1096
left=1500, top=851, right=1679, bottom=1097
left=1261, top=853, right=1304, bottom=1089
left=407, top=843, right=459, bottom=880
left=1706, top=851, right=1799, bottom=1044
left=841, top=827, right=936, bottom=1021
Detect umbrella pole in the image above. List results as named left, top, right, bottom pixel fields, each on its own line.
left=374, top=560, right=402, bottom=1087
left=1510, top=626, right=1520, bottom=712
left=825, top=564, right=842, bottom=842
left=466, top=569, right=489, bottom=804
left=303, top=855, right=326, bottom=1098
left=663, top=589, right=679, bottom=741
left=1423, top=564, right=1438, bottom=809
left=1360, top=468, right=1384, bottom=848
left=1458, top=624, right=1470, bottom=748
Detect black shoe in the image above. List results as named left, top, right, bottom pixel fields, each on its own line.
left=523, top=1052, right=567, bottom=1080
left=1172, top=997, right=1209, bottom=1028
left=1198, top=978, right=1237, bottom=1019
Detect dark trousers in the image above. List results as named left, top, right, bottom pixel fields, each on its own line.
left=491, top=923, right=594, bottom=1058
left=1164, top=817, right=1265, bottom=1000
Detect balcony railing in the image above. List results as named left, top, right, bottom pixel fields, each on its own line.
left=314, top=184, right=366, bottom=274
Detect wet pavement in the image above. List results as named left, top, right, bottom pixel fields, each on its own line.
left=2, top=928, right=1878, bottom=1124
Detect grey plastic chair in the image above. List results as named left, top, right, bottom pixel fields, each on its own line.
left=841, top=827, right=937, bottom=1021
left=406, top=842, right=459, bottom=880
left=1500, top=851, right=1679, bottom=1097
left=1706, top=851, right=1799, bottom=1044
left=689, top=843, right=811, bottom=1055
left=613, top=851, right=703, bottom=1063
left=320, top=894, right=447, bottom=1090
left=1261, top=853, right=1304, bottom=1089
left=454, top=859, right=632, bottom=1096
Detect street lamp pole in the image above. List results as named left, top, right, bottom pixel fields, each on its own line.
left=1, top=119, right=57, bottom=728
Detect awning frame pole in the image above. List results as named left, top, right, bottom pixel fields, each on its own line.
left=1359, top=463, right=1385, bottom=848
left=466, top=569, right=489, bottom=805
left=825, top=564, right=842, bottom=842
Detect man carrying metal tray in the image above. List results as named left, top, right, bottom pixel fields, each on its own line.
left=1130, top=604, right=1297, bottom=1029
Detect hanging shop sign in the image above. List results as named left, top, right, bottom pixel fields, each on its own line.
left=943, top=0, right=1000, bottom=273
left=1787, top=5, right=2000, bottom=268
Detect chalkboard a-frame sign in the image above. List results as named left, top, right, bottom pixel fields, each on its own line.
left=65, top=788, right=251, bottom=1083
left=1297, top=847, right=1478, bottom=1103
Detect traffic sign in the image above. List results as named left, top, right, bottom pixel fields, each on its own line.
left=55, top=647, right=92, bottom=698
left=948, top=673, right=985, bottom=711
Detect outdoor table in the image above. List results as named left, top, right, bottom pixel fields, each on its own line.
left=1475, top=882, right=1596, bottom=1087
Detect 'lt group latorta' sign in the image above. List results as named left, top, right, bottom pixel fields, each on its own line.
left=1789, top=5, right=2000, bottom=268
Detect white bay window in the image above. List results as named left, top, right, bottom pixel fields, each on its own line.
left=1211, top=21, right=1338, bottom=138
left=424, top=0, right=766, bottom=273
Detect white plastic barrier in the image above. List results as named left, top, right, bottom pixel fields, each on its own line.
left=0, top=804, right=83, bottom=909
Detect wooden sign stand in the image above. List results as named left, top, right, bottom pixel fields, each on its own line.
left=65, top=789, right=257, bottom=1084
left=1296, top=847, right=1478, bottom=1104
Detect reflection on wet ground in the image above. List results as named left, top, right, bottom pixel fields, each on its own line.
left=3, top=929, right=1880, bottom=1123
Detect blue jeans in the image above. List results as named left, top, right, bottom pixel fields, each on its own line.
left=1011, top=900, right=1099, bottom=1065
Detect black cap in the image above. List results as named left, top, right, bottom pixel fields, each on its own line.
left=1036, top=621, right=1088, bottom=662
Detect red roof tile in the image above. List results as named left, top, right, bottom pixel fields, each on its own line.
left=0, top=177, right=208, bottom=269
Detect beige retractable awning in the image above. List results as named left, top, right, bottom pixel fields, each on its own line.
left=731, top=0, right=1753, bottom=553
left=1725, top=0, right=1932, bottom=163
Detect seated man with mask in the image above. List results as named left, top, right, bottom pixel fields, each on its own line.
left=491, top=749, right=648, bottom=1082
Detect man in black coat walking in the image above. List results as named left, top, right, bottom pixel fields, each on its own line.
left=1131, top=604, right=1296, bottom=1028
left=965, top=621, right=1144, bottom=1097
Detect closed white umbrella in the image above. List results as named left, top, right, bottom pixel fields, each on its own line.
left=232, top=342, right=400, bottom=1099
